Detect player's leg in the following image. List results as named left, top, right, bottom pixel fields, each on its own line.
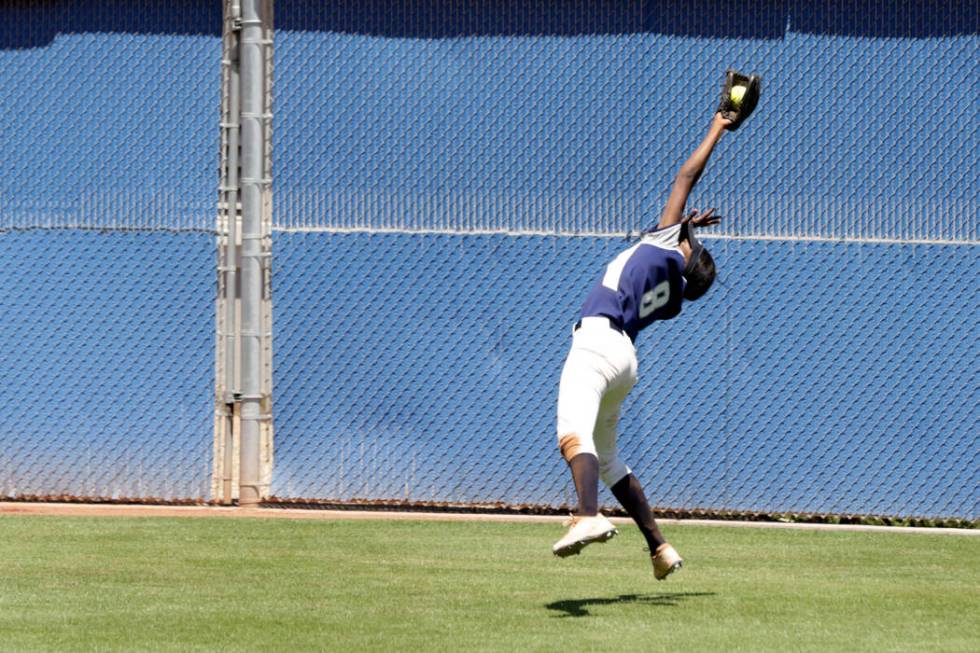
left=565, top=450, right=599, bottom=516
left=590, top=337, right=637, bottom=496
left=609, top=474, right=666, bottom=553
left=555, top=344, right=604, bottom=518
left=552, top=339, right=619, bottom=557
left=610, top=474, right=683, bottom=579
left=592, top=362, right=683, bottom=579
left=598, top=448, right=683, bottom=578
left=553, top=344, right=636, bottom=556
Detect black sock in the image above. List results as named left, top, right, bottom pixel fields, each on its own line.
left=610, top=473, right=666, bottom=551
left=568, top=453, right=599, bottom=516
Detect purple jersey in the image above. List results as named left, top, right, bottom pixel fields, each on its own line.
left=578, top=224, right=686, bottom=341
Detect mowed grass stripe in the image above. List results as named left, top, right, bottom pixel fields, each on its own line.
left=0, top=516, right=976, bottom=652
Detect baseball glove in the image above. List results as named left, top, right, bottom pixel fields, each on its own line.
left=717, top=69, right=761, bottom=131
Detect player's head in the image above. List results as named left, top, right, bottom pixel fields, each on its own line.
left=679, top=219, right=716, bottom=301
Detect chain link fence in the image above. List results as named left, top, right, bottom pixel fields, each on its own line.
left=1, top=1, right=977, bottom=521
left=269, top=1, right=978, bottom=521
left=0, top=2, right=220, bottom=501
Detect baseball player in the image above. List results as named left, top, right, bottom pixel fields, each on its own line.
left=552, top=73, right=760, bottom=580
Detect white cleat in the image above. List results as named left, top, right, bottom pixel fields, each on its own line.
left=552, top=514, right=618, bottom=558
left=651, top=543, right=683, bottom=580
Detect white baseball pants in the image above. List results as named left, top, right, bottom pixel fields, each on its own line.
left=556, top=316, right=637, bottom=488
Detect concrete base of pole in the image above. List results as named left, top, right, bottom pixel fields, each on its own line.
left=238, top=486, right=262, bottom=506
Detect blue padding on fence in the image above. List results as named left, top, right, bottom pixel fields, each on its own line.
left=271, top=232, right=978, bottom=519
left=0, top=1, right=220, bottom=230
left=273, top=1, right=977, bottom=241
left=0, top=231, right=214, bottom=500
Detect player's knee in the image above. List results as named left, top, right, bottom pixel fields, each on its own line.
left=598, top=456, right=630, bottom=488
left=558, top=432, right=596, bottom=462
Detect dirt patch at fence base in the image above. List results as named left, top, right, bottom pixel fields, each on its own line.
left=2, top=501, right=977, bottom=535
left=0, top=501, right=564, bottom=523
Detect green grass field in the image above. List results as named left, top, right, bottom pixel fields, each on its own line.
left=1, top=515, right=977, bottom=652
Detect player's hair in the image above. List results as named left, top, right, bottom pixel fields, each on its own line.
left=683, top=247, right=715, bottom=300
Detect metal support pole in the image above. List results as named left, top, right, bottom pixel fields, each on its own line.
left=238, top=0, right=265, bottom=506
left=222, top=0, right=242, bottom=505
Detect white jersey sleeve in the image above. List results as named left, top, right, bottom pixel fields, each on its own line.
left=639, top=223, right=683, bottom=251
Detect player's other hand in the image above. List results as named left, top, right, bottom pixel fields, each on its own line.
left=687, top=208, right=722, bottom=229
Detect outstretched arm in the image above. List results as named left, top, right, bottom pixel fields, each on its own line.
left=657, top=112, right=731, bottom=229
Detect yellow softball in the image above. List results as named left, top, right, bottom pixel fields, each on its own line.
left=730, top=85, right=747, bottom=107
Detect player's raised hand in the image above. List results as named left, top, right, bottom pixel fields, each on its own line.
left=687, top=208, right=722, bottom=229
left=712, top=112, right=734, bottom=130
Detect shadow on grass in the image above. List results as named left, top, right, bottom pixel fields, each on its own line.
left=546, top=592, right=717, bottom=618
